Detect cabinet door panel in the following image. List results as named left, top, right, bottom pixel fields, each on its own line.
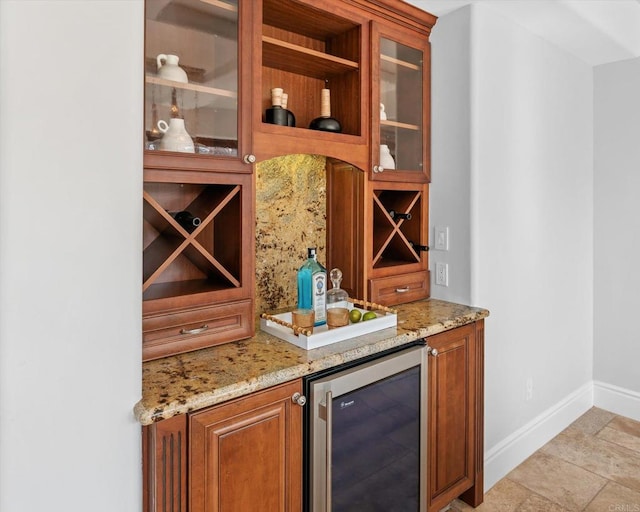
left=427, top=323, right=476, bottom=510
left=190, top=380, right=303, bottom=512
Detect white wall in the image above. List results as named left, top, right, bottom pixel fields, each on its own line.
left=593, top=57, right=640, bottom=410
left=430, top=4, right=594, bottom=489
left=0, top=2, right=143, bottom=511
left=430, top=6, right=473, bottom=304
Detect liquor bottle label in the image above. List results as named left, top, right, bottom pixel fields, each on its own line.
left=312, top=272, right=326, bottom=323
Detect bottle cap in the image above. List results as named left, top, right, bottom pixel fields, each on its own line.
left=307, top=247, right=316, bottom=258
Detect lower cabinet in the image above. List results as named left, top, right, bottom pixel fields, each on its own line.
left=143, top=322, right=485, bottom=512
left=427, top=320, right=485, bottom=511
left=143, top=379, right=303, bottom=512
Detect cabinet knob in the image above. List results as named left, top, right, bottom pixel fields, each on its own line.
left=243, top=154, right=256, bottom=164
left=427, top=346, right=439, bottom=357
left=373, top=165, right=385, bottom=173
left=291, top=392, right=307, bottom=407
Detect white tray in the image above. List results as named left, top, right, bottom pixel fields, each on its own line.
left=260, top=306, right=397, bottom=350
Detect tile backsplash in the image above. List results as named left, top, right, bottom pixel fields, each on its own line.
left=255, top=154, right=327, bottom=314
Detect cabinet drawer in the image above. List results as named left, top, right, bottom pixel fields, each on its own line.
left=143, top=300, right=253, bottom=361
left=369, top=270, right=430, bottom=306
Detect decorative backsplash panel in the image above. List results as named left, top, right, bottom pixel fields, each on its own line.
left=255, top=154, right=327, bottom=314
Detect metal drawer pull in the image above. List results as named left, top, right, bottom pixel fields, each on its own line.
left=427, top=346, right=439, bottom=357
left=180, top=324, right=209, bottom=335
left=395, top=287, right=409, bottom=293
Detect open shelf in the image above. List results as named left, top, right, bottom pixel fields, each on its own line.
left=262, top=36, right=359, bottom=79
left=260, top=0, right=363, bottom=138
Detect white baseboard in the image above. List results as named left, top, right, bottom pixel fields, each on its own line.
left=593, top=380, right=640, bottom=422
left=483, top=382, right=593, bottom=492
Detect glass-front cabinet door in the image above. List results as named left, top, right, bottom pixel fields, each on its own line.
left=372, top=25, right=430, bottom=183
left=144, top=0, right=252, bottom=171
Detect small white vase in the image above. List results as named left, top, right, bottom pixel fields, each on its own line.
left=380, top=144, right=395, bottom=170
left=156, top=54, right=188, bottom=84
left=157, top=119, right=195, bottom=153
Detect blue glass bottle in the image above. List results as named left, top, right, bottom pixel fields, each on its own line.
left=297, top=248, right=327, bottom=326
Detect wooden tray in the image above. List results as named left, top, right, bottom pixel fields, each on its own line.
left=260, top=302, right=397, bottom=350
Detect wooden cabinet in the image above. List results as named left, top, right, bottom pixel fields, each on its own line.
left=324, top=5, right=433, bottom=306
left=190, top=380, right=303, bottom=512
left=143, top=414, right=188, bottom=512
left=143, top=380, right=303, bottom=512
left=327, top=160, right=430, bottom=305
left=142, top=322, right=485, bottom=512
left=141, top=0, right=435, bottom=353
left=142, top=168, right=254, bottom=361
left=427, top=321, right=485, bottom=511
left=143, top=0, right=255, bottom=360
left=371, top=20, right=431, bottom=183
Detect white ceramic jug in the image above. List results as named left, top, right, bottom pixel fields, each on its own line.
left=156, top=54, right=188, bottom=83
left=379, top=144, right=395, bottom=170
left=157, top=119, right=195, bottom=153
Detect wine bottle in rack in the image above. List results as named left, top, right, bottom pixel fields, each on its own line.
left=309, top=87, right=341, bottom=133
left=172, top=211, right=201, bottom=233
left=388, top=209, right=412, bottom=221
left=409, top=241, right=429, bottom=252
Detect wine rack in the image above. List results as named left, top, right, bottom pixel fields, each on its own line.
left=143, top=183, right=242, bottom=300
left=142, top=171, right=254, bottom=361
left=372, top=189, right=426, bottom=269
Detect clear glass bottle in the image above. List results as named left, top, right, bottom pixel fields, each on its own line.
left=297, top=248, right=327, bottom=326
left=326, top=268, right=349, bottom=329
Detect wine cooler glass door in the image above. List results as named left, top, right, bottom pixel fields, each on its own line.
left=308, top=346, right=427, bottom=511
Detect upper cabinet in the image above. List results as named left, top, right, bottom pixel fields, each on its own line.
left=144, top=0, right=254, bottom=172
left=252, top=0, right=370, bottom=169
left=141, top=0, right=436, bottom=360
left=371, top=22, right=431, bottom=183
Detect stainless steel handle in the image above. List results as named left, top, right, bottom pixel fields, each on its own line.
left=427, top=346, right=439, bottom=357
left=291, top=392, right=307, bottom=407
left=243, top=154, right=256, bottom=164
left=373, top=165, right=385, bottom=173
left=325, top=390, right=332, bottom=512
left=179, top=324, right=208, bottom=335
left=395, top=287, right=409, bottom=293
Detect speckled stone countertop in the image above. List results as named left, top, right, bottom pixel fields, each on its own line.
left=134, top=298, right=489, bottom=425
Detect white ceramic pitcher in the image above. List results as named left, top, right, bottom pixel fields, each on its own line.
left=156, top=54, right=188, bottom=83
left=157, top=119, right=195, bottom=153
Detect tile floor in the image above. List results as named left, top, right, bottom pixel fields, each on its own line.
left=450, top=407, right=640, bottom=512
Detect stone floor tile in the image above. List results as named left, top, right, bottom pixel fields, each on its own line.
left=597, top=425, right=640, bottom=454
left=584, top=481, right=640, bottom=512
left=507, top=451, right=607, bottom=510
left=542, top=426, right=640, bottom=491
left=449, top=478, right=532, bottom=512
left=608, top=416, right=640, bottom=439
left=569, top=407, right=617, bottom=435
left=516, top=494, right=571, bottom=512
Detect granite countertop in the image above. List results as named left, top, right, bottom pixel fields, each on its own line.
left=134, top=298, right=489, bottom=425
